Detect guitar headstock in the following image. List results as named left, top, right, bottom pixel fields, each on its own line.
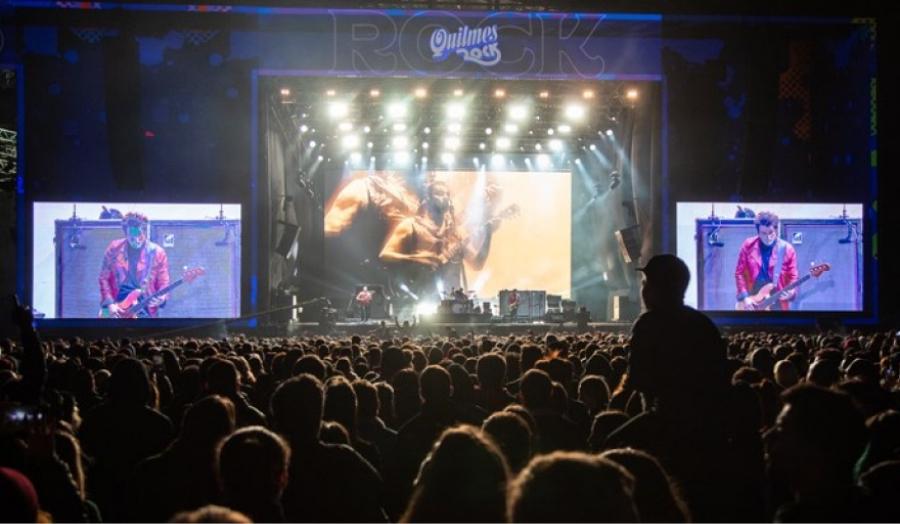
left=182, top=267, right=206, bottom=283
left=809, top=263, right=831, bottom=278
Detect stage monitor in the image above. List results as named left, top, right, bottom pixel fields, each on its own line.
left=676, top=202, right=863, bottom=312
left=33, top=202, right=241, bottom=319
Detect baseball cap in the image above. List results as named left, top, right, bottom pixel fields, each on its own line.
left=636, top=254, right=691, bottom=294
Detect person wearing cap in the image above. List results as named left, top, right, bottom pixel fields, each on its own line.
left=98, top=212, right=170, bottom=318
left=624, top=254, right=729, bottom=412
left=608, top=254, right=738, bottom=522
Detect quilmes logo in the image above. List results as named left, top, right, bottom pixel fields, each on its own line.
left=430, top=24, right=501, bottom=67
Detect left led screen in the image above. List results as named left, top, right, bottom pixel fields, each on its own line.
left=33, top=202, right=241, bottom=319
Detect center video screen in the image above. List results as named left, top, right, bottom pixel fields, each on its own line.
left=33, top=202, right=242, bottom=319
left=676, top=202, right=864, bottom=312
left=324, top=170, right=571, bottom=311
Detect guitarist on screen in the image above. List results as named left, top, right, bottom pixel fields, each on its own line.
left=379, top=177, right=510, bottom=301
left=98, top=212, right=170, bottom=318
left=734, top=211, right=799, bottom=311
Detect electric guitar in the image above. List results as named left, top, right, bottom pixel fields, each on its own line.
left=99, top=267, right=206, bottom=318
left=735, top=263, right=830, bottom=311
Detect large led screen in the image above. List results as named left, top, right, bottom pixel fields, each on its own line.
left=33, top=202, right=241, bottom=319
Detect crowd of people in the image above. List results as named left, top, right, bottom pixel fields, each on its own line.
left=1, top=257, right=899, bottom=522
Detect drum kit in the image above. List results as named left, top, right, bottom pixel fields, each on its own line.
left=439, top=288, right=480, bottom=315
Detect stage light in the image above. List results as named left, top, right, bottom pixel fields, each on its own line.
left=582, top=89, right=595, bottom=99
left=494, top=88, right=506, bottom=98
left=589, top=143, right=597, bottom=151
left=421, top=156, right=428, bottom=163
left=392, top=136, right=409, bottom=148
left=441, top=152, right=455, bottom=165
left=536, top=154, right=551, bottom=168
left=394, top=151, right=410, bottom=166
left=414, top=87, right=428, bottom=98
left=491, top=154, right=505, bottom=168
left=509, top=104, right=528, bottom=121
left=446, top=102, right=465, bottom=120
left=415, top=301, right=438, bottom=316
left=626, top=88, right=639, bottom=100
left=496, top=137, right=511, bottom=150
left=387, top=102, right=407, bottom=119
left=363, top=126, right=371, bottom=134
left=574, top=158, right=582, bottom=164
left=539, top=90, right=550, bottom=99
left=309, top=140, right=317, bottom=148
left=479, top=142, right=486, bottom=150
left=473, top=157, right=480, bottom=167
left=422, top=142, right=429, bottom=150
left=534, top=143, right=542, bottom=151
left=325, top=89, right=336, bottom=97
left=424, top=127, right=431, bottom=134
left=549, top=139, right=563, bottom=152
left=317, top=155, right=324, bottom=161
left=369, top=89, right=380, bottom=97
left=558, top=124, right=572, bottom=134
left=393, top=123, right=407, bottom=132
left=453, top=88, right=464, bottom=97
left=280, top=88, right=291, bottom=96
left=444, top=136, right=461, bottom=150
left=328, top=102, right=349, bottom=119
left=504, top=123, right=519, bottom=134
left=564, top=103, right=586, bottom=121
left=338, top=122, right=353, bottom=132
left=350, top=152, right=362, bottom=163
left=448, top=122, right=462, bottom=134
left=485, top=127, right=493, bottom=135
left=299, top=125, right=309, bottom=133
left=341, top=134, right=360, bottom=150
left=606, top=129, right=614, bottom=137
left=547, top=128, right=555, bottom=136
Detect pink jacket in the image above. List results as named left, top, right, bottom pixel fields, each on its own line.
left=99, top=238, right=170, bottom=315
left=734, top=237, right=798, bottom=311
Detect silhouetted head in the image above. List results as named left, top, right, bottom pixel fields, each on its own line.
left=508, top=451, right=638, bottom=523
left=168, top=504, right=252, bottom=523
left=108, top=358, right=152, bottom=406
left=482, top=411, right=533, bottom=474
left=402, top=425, right=509, bottom=523
left=477, top=353, right=507, bottom=390
left=520, top=369, right=553, bottom=411
left=324, top=376, right=358, bottom=437
left=216, top=426, right=290, bottom=504
left=270, top=374, right=323, bottom=442
left=764, top=385, right=867, bottom=493
left=601, top=448, right=690, bottom=523
left=637, top=254, right=690, bottom=309
left=420, top=365, right=453, bottom=405
left=182, top=395, right=236, bottom=446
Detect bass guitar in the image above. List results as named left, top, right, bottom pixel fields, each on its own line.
left=735, top=263, right=830, bottom=311
left=99, top=267, right=206, bottom=318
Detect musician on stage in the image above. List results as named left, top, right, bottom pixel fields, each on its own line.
left=507, top=288, right=520, bottom=319
left=356, top=285, right=374, bottom=321
left=734, top=211, right=798, bottom=311
left=99, top=212, right=170, bottom=318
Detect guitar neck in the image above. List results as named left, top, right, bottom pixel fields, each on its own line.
left=126, top=279, right=185, bottom=313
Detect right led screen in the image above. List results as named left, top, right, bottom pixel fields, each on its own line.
left=676, top=202, right=864, bottom=312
